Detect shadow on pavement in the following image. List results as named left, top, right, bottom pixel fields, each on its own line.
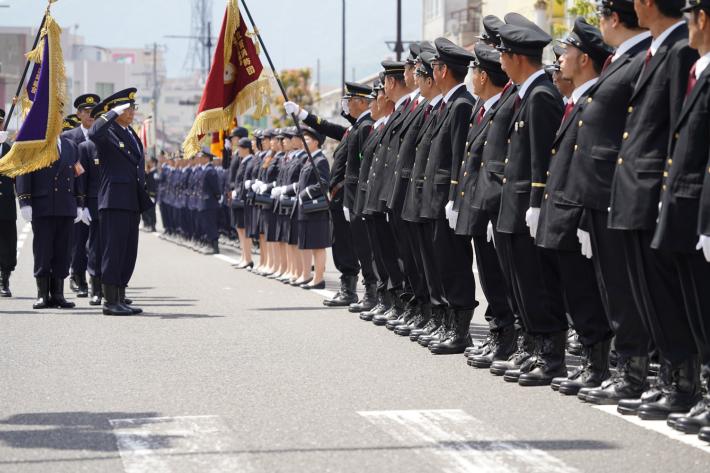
left=0, top=411, right=174, bottom=453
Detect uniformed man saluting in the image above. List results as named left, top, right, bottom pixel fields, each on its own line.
left=89, top=88, right=153, bottom=316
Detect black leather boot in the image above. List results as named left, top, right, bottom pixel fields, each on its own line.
left=50, top=278, right=75, bottom=309
left=324, top=275, right=358, bottom=307
left=89, top=276, right=103, bottom=306
left=69, top=273, right=81, bottom=294
left=466, top=333, right=492, bottom=358
left=349, top=281, right=376, bottom=313
left=698, top=426, right=710, bottom=443
left=102, top=285, right=133, bottom=316
left=671, top=397, right=710, bottom=433
left=373, top=289, right=406, bottom=326
left=567, top=329, right=583, bottom=356
left=203, top=240, right=220, bottom=255
left=395, top=303, right=430, bottom=337
left=0, top=270, right=11, bottom=297
left=120, top=286, right=142, bottom=314
left=637, top=358, right=702, bottom=420
left=469, top=324, right=516, bottom=368
left=33, top=277, right=52, bottom=309
left=490, top=330, right=534, bottom=376
left=75, top=272, right=89, bottom=298
left=429, top=309, right=474, bottom=355
left=584, top=356, right=649, bottom=405
left=387, top=298, right=418, bottom=330
left=558, top=338, right=612, bottom=395
left=616, top=360, right=670, bottom=415
left=518, top=331, right=568, bottom=386
left=410, top=306, right=444, bottom=342
left=360, top=289, right=390, bottom=321
left=417, top=308, right=450, bottom=346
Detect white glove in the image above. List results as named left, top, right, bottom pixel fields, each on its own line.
left=280, top=186, right=288, bottom=194
left=112, top=103, right=131, bottom=115
left=298, top=196, right=303, bottom=205
left=525, top=207, right=540, bottom=239
left=0, top=131, right=8, bottom=144
left=486, top=221, right=495, bottom=247
left=74, top=208, right=82, bottom=224
left=386, top=212, right=390, bottom=223
left=448, top=210, right=459, bottom=230
left=244, top=180, right=251, bottom=189
left=81, top=207, right=92, bottom=226
left=341, top=98, right=350, bottom=117
left=231, top=190, right=237, bottom=199
left=577, top=228, right=593, bottom=259
left=20, top=206, right=32, bottom=222
left=343, top=207, right=351, bottom=222
left=260, top=183, right=269, bottom=194
left=657, top=201, right=662, bottom=223
left=224, top=140, right=232, bottom=151
left=284, top=101, right=300, bottom=116
left=445, top=201, right=454, bottom=220
left=251, top=183, right=259, bottom=192
left=696, top=235, right=710, bottom=263
left=270, top=187, right=278, bottom=198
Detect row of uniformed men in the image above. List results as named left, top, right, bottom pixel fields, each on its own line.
left=2, top=88, right=153, bottom=316
left=280, top=0, right=710, bottom=443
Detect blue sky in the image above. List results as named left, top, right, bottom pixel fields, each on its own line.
left=4, top=0, right=422, bottom=87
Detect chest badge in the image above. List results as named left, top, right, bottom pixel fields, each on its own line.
left=119, top=142, right=125, bottom=148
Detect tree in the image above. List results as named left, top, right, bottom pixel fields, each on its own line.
left=553, top=0, right=599, bottom=37
left=269, top=68, right=318, bottom=128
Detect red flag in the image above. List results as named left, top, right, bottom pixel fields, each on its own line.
left=182, top=0, right=270, bottom=157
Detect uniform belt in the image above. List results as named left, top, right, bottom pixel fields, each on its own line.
left=344, top=175, right=358, bottom=184
left=400, top=168, right=412, bottom=179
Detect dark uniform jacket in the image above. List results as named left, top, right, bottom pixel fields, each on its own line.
left=16, top=137, right=82, bottom=218
left=401, top=100, right=444, bottom=222
left=563, top=37, right=650, bottom=211
left=199, top=164, right=221, bottom=211
left=343, top=112, right=374, bottom=210
left=77, top=139, right=101, bottom=216
left=609, top=23, right=697, bottom=231
left=386, top=99, right=429, bottom=213
left=498, top=73, right=563, bottom=234
left=232, top=154, right=253, bottom=205
left=303, top=112, right=348, bottom=196
left=296, top=150, right=331, bottom=222
left=63, top=126, right=87, bottom=146
left=454, top=96, right=500, bottom=237
left=653, top=65, right=710, bottom=252
left=188, top=166, right=203, bottom=211
left=365, top=97, right=412, bottom=214
left=468, top=85, right=518, bottom=221
left=0, top=142, right=16, bottom=221
left=354, top=122, right=385, bottom=217
left=88, top=110, right=153, bottom=213
left=537, top=86, right=595, bottom=251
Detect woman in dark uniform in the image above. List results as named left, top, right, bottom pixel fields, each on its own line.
left=232, top=137, right=255, bottom=269
left=257, top=130, right=283, bottom=276
left=295, top=126, right=331, bottom=290
left=279, top=131, right=307, bottom=284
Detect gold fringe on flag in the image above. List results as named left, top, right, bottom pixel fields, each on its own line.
left=0, top=13, right=66, bottom=177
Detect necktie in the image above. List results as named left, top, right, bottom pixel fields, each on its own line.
left=126, top=128, right=140, bottom=152
left=562, top=100, right=575, bottom=123
left=640, top=49, right=653, bottom=77
left=601, top=54, right=613, bottom=73
left=438, top=101, right=447, bottom=115
left=476, top=106, right=486, bottom=125
left=514, top=95, right=522, bottom=112
left=686, top=62, right=698, bottom=98
left=423, top=104, right=433, bottom=121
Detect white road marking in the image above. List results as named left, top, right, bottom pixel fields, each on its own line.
left=109, top=415, right=252, bottom=473
left=359, top=409, right=577, bottom=473
left=592, top=405, right=710, bottom=454
left=213, top=254, right=240, bottom=265
left=312, top=288, right=337, bottom=299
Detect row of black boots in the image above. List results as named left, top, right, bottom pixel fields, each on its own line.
left=35, top=274, right=142, bottom=316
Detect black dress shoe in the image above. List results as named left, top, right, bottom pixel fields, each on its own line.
left=1, top=270, right=12, bottom=297
left=302, top=281, right=325, bottom=290
left=236, top=261, right=254, bottom=270
left=89, top=276, right=102, bottom=306
left=75, top=273, right=89, bottom=298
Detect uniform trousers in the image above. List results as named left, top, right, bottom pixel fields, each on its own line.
left=31, top=217, right=74, bottom=278
left=100, top=209, right=139, bottom=287
left=330, top=192, right=359, bottom=278
left=87, top=200, right=102, bottom=278
left=390, top=212, right=427, bottom=302
left=401, top=219, right=431, bottom=305
left=349, top=216, right=377, bottom=284
left=674, top=252, right=710, bottom=370
left=364, top=216, right=388, bottom=292
left=371, top=213, right=404, bottom=291
left=413, top=220, right=447, bottom=308
left=622, top=230, right=696, bottom=364
left=496, top=232, right=566, bottom=334
left=587, top=209, right=649, bottom=358
left=432, top=218, right=477, bottom=311
left=0, top=219, right=17, bottom=272
left=70, top=221, right=89, bottom=275
left=142, top=206, right=157, bottom=230
left=549, top=248, right=612, bottom=346
left=472, top=234, right=515, bottom=330
left=201, top=209, right=219, bottom=242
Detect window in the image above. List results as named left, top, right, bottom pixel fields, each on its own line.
left=424, top=0, right=441, bottom=20
left=95, top=82, right=114, bottom=98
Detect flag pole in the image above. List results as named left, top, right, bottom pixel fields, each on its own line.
left=239, top=0, right=330, bottom=202
left=3, top=4, right=52, bottom=132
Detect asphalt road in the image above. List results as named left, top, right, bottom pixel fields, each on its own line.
left=1, top=218, right=708, bottom=472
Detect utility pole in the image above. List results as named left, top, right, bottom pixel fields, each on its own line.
left=152, top=42, right=159, bottom=160
left=341, top=0, right=346, bottom=94
left=395, top=0, right=403, bottom=61
left=206, top=21, right=213, bottom=73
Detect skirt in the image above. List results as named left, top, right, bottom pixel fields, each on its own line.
left=247, top=205, right=261, bottom=239
left=288, top=217, right=300, bottom=246
left=297, top=219, right=332, bottom=250
left=263, top=210, right=278, bottom=242
left=231, top=207, right=245, bottom=229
